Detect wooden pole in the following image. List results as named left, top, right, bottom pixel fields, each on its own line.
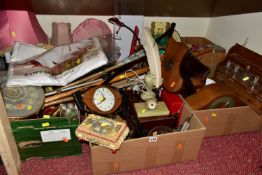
left=59, top=49, right=145, bottom=90
left=0, top=93, right=21, bottom=175
left=44, top=67, right=149, bottom=106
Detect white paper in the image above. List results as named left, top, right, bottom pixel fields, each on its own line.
left=114, top=15, right=144, bottom=61
left=205, top=78, right=216, bottom=85
left=40, top=129, right=71, bottom=142
left=7, top=38, right=108, bottom=86
left=10, top=42, right=47, bottom=62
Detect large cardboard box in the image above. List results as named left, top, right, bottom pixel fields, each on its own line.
left=186, top=43, right=262, bottom=137
left=194, top=106, right=262, bottom=137
left=89, top=102, right=206, bottom=175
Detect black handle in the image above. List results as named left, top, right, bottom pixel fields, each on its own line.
left=72, top=91, right=90, bottom=113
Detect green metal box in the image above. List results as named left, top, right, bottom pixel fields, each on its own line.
left=10, top=117, right=82, bottom=161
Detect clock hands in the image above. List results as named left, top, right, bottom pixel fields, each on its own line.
left=97, top=93, right=106, bottom=104
left=101, top=92, right=106, bottom=100
left=97, top=99, right=105, bottom=105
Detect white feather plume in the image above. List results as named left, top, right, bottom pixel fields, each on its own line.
left=142, top=28, right=162, bottom=88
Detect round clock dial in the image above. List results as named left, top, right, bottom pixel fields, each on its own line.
left=93, top=87, right=116, bottom=112
left=83, top=85, right=122, bottom=115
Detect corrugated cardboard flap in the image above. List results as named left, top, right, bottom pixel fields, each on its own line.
left=195, top=106, right=262, bottom=137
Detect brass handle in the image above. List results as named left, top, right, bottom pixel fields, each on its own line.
left=18, top=140, right=42, bottom=148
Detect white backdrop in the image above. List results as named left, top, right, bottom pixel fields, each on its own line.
left=37, top=13, right=262, bottom=54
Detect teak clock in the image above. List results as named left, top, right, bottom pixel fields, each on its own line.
left=83, top=85, right=122, bottom=115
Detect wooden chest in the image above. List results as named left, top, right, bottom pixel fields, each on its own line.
left=214, top=43, right=262, bottom=114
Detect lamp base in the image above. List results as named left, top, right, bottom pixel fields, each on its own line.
left=134, top=101, right=169, bottom=118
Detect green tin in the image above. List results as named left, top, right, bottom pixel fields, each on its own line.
left=11, top=116, right=82, bottom=161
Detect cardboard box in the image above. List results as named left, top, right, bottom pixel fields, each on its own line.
left=89, top=102, right=206, bottom=175
left=194, top=106, right=262, bottom=137
left=182, top=37, right=226, bottom=78
left=186, top=43, right=262, bottom=137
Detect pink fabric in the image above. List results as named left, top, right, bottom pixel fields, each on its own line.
left=0, top=10, right=48, bottom=51
left=51, top=22, right=72, bottom=46
left=72, top=18, right=112, bottom=42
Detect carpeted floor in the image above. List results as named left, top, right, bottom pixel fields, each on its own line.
left=1, top=131, right=262, bottom=175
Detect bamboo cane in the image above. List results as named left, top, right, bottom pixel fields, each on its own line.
left=44, top=66, right=149, bottom=106
left=44, top=78, right=104, bottom=103
left=44, top=96, right=74, bottom=107
left=62, top=49, right=145, bottom=89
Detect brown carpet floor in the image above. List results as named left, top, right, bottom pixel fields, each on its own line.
left=1, top=131, right=262, bottom=175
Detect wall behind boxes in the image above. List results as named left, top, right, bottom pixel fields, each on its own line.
left=206, top=12, right=262, bottom=55
left=36, top=12, right=262, bottom=54
left=36, top=15, right=209, bottom=37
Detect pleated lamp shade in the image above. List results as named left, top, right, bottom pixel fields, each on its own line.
left=0, top=10, right=48, bottom=51
left=51, top=22, right=72, bottom=46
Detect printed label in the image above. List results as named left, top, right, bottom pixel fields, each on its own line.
left=149, top=136, right=158, bottom=142
left=40, top=129, right=71, bottom=142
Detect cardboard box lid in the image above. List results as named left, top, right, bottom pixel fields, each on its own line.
left=181, top=37, right=226, bottom=53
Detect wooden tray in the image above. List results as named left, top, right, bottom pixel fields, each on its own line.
left=214, top=43, right=262, bottom=114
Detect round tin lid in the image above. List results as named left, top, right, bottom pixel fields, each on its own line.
left=0, top=72, right=44, bottom=119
